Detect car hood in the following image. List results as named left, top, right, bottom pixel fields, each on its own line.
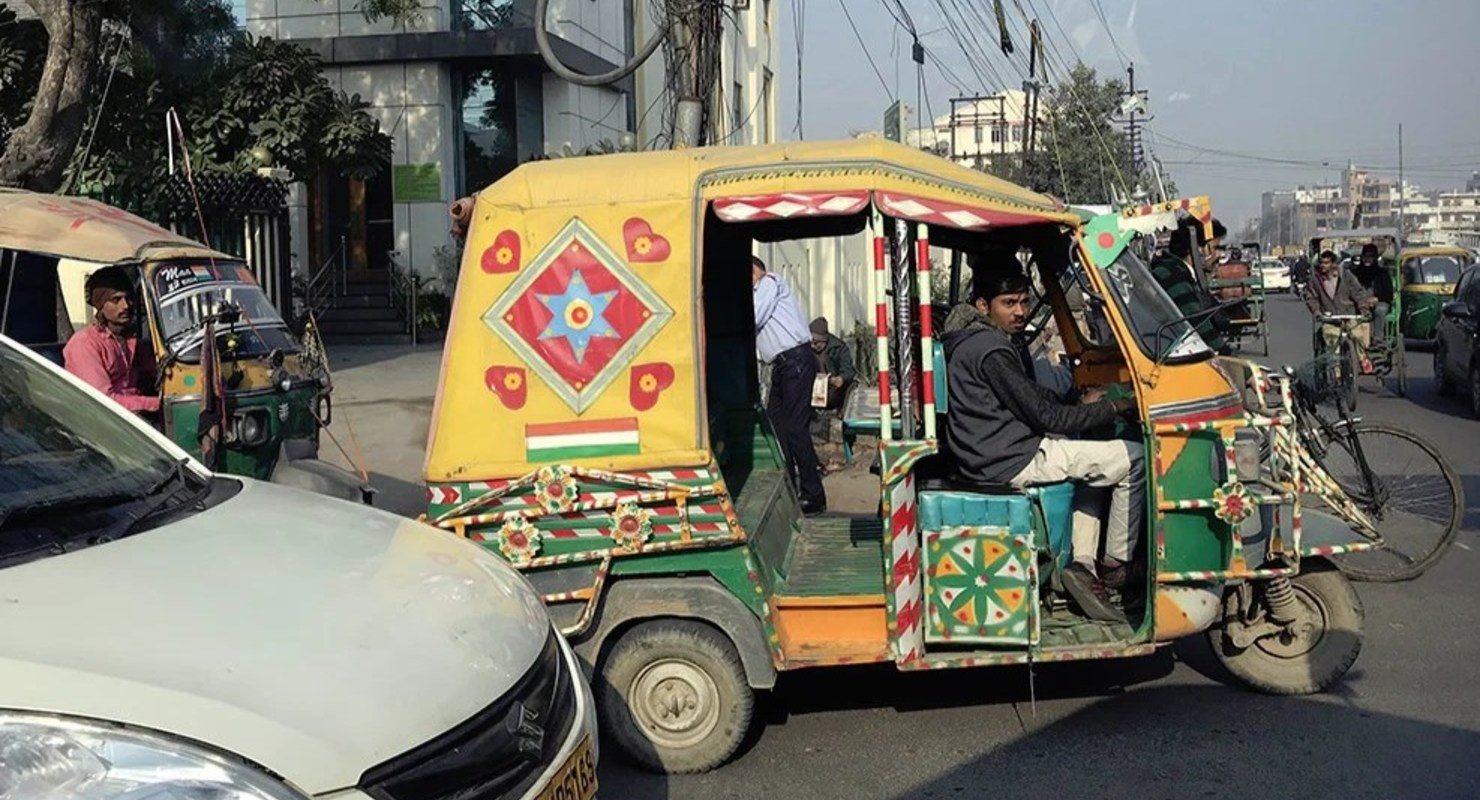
left=0, top=479, right=550, bottom=794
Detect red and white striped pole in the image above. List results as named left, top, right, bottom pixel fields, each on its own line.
left=871, top=210, right=892, bottom=441
left=915, top=223, right=936, bottom=440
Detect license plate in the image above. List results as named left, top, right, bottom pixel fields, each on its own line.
left=535, top=735, right=598, bottom=800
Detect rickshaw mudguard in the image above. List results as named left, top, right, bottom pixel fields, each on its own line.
left=269, top=443, right=373, bottom=504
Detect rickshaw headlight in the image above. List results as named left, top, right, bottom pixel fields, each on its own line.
left=0, top=712, right=308, bottom=799
left=233, top=408, right=269, bottom=448
left=1232, top=430, right=1263, bottom=482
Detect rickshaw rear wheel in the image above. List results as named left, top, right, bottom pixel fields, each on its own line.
left=1208, top=565, right=1364, bottom=695
left=596, top=619, right=754, bottom=774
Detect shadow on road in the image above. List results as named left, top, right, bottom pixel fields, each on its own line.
left=883, top=682, right=1480, bottom=799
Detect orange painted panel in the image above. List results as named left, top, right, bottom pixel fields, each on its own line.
left=772, top=596, right=891, bottom=668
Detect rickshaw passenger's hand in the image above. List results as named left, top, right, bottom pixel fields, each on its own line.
left=1079, top=386, right=1108, bottom=404
left=1110, top=396, right=1137, bottom=417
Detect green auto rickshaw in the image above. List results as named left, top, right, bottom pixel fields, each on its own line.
left=0, top=189, right=370, bottom=502
left=1399, top=245, right=1473, bottom=343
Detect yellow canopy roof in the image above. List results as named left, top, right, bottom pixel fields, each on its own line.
left=471, top=138, right=1076, bottom=224
left=0, top=189, right=226, bottom=264
left=1401, top=244, right=1473, bottom=261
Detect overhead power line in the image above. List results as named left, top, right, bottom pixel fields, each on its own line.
left=838, top=0, right=894, bottom=100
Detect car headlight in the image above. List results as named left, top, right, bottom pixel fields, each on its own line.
left=0, top=713, right=307, bottom=800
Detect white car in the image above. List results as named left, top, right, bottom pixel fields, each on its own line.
left=0, top=335, right=597, bottom=800
left=1256, top=259, right=1292, bottom=292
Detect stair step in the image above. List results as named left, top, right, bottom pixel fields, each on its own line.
left=318, top=319, right=408, bottom=335
left=322, top=332, right=414, bottom=346
left=325, top=293, right=393, bottom=309
left=320, top=306, right=404, bottom=322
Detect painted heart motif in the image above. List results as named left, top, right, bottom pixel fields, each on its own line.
left=623, top=217, right=671, bottom=263
left=481, top=229, right=521, bottom=273
left=629, top=362, right=675, bottom=411
left=485, top=365, right=527, bottom=409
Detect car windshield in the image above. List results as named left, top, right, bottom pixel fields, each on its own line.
left=152, top=261, right=297, bottom=362
left=1094, top=245, right=1212, bottom=361
left=0, top=339, right=179, bottom=530
left=1408, top=256, right=1465, bottom=284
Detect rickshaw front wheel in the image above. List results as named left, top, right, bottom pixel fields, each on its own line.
left=597, top=619, right=754, bottom=774
left=1208, top=564, right=1364, bottom=695
left=1433, top=342, right=1455, bottom=397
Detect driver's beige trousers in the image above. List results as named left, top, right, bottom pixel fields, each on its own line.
left=1009, top=438, right=1145, bottom=568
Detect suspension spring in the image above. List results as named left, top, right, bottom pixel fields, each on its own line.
left=1263, top=576, right=1300, bottom=624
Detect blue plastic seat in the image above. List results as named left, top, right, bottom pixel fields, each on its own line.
left=918, top=483, right=1075, bottom=567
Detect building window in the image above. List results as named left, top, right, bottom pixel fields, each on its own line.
left=456, top=0, right=534, bottom=31
left=459, top=69, right=519, bottom=194
left=733, top=81, right=744, bottom=143
left=991, top=125, right=1003, bottom=144
left=973, top=125, right=983, bottom=145
left=229, top=0, right=247, bottom=28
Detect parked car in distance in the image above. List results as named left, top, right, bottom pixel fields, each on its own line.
left=0, top=334, right=598, bottom=800
left=1255, top=257, right=1291, bottom=292
left=1433, top=265, right=1480, bottom=418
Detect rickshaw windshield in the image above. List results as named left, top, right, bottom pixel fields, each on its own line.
left=156, top=279, right=296, bottom=362
left=1096, top=246, right=1212, bottom=361
left=1407, top=256, right=1465, bottom=285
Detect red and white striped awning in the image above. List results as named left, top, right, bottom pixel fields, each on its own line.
left=874, top=191, right=1052, bottom=230
left=711, top=191, right=871, bottom=222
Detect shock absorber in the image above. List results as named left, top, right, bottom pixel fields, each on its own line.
left=1263, top=576, right=1300, bottom=624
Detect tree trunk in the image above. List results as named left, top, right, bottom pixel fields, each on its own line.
left=0, top=0, right=103, bottom=192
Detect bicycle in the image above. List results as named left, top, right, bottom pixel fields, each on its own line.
left=1278, top=360, right=1463, bottom=582
left=1311, top=313, right=1366, bottom=412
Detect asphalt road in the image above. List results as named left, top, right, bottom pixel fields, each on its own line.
left=597, top=294, right=1480, bottom=800
left=322, top=294, right=1480, bottom=800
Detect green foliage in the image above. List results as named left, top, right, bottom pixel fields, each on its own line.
left=0, top=0, right=391, bottom=210
left=1002, top=63, right=1137, bottom=205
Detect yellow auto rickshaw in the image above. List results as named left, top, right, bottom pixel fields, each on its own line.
left=424, top=141, right=1418, bottom=773
left=0, top=190, right=369, bottom=501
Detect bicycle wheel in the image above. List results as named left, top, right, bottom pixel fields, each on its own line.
left=1315, top=424, right=1463, bottom=582
left=1336, top=339, right=1358, bottom=412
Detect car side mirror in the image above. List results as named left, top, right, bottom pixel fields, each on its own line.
left=1442, top=300, right=1471, bottom=319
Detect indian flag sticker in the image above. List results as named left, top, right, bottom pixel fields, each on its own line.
left=525, top=418, right=640, bottom=462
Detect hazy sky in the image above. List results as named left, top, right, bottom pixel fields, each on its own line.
left=778, top=0, right=1480, bottom=225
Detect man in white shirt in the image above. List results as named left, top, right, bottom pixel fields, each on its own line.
left=753, top=256, right=826, bottom=514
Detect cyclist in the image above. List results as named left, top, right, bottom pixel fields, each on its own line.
left=1305, top=250, right=1378, bottom=372
left=1350, top=243, right=1394, bottom=347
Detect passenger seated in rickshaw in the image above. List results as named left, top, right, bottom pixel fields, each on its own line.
left=1149, top=217, right=1231, bottom=354
left=1351, top=243, right=1394, bottom=346
left=941, top=269, right=1143, bottom=623
left=1305, top=250, right=1378, bottom=372
left=62, top=266, right=160, bottom=416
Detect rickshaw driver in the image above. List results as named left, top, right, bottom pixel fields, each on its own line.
left=1306, top=250, right=1378, bottom=371
left=942, top=270, right=1143, bottom=623
left=752, top=256, right=827, bottom=514
left=1150, top=217, right=1231, bottom=354
left=62, top=266, right=160, bottom=416
left=1351, top=243, right=1394, bottom=346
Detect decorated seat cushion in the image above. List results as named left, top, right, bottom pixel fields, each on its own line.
left=918, top=484, right=1074, bottom=566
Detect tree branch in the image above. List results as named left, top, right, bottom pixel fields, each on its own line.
left=0, top=0, right=104, bottom=191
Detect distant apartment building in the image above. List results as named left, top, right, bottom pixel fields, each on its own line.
left=243, top=0, right=776, bottom=281
left=1261, top=166, right=1480, bottom=251
left=865, top=90, right=1033, bottom=170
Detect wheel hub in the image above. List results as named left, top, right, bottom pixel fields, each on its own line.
left=630, top=658, right=721, bottom=748
left=1254, top=585, right=1329, bottom=659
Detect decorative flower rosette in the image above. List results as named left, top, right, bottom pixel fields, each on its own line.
left=609, top=500, right=654, bottom=551
left=495, top=517, right=542, bottom=563
left=534, top=466, right=579, bottom=514
left=1212, top=482, right=1253, bottom=524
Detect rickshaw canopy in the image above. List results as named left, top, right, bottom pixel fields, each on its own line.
left=426, top=139, right=1080, bottom=482
left=0, top=189, right=230, bottom=265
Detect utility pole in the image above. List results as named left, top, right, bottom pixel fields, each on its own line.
left=1116, top=62, right=1150, bottom=177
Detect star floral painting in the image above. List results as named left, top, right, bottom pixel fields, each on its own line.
left=483, top=218, right=674, bottom=413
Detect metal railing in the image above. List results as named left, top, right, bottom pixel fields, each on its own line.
left=386, top=250, right=420, bottom=347
left=304, top=236, right=347, bottom=324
